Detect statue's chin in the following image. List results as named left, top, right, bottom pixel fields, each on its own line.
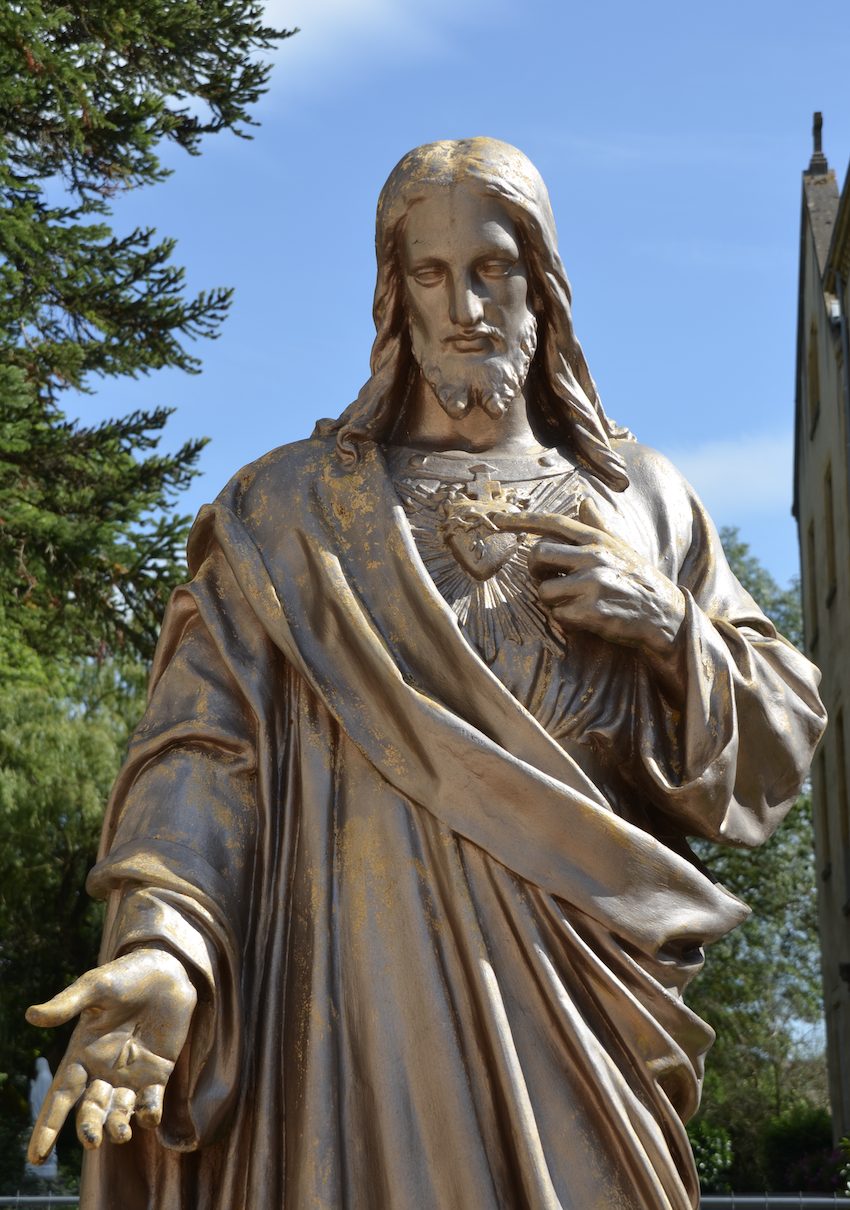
left=481, top=396, right=509, bottom=419
left=435, top=387, right=514, bottom=422
left=439, top=396, right=473, bottom=420
left=412, top=314, right=538, bottom=428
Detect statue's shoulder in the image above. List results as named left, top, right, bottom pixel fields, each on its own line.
left=215, top=434, right=337, bottom=520
left=610, top=438, right=694, bottom=508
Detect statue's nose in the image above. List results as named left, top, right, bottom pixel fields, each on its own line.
left=448, top=277, right=484, bottom=327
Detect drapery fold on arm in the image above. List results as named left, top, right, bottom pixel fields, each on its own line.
left=623, top=456, right=825, bottom=848
left=87, top=529, right=284, bottom=1149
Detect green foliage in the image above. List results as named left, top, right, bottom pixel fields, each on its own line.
left=689, top=794, right=828, bottom=1188
left=0, top=1, right=291, bottom=194
left=0, top=385, right=206, bottom=668
left=688, top=1119, right=733, bottom=1193
left=0, top=1, right=294, bottom=1189
left=687, top=527, right=828, bottom=1191
left=760, top=1104, right=844, bottom=1194
left=718, top=525, right=803, bottom=650
left=0, top=663, right=146, bottom=1193
left=0, top=1, right=294, bottom=668
left=840, top=1136, right=850, bottom=1195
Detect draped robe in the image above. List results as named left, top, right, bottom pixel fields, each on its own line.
left=79, top=435, right=825, bottom=1210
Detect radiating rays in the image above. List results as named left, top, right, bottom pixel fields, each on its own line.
left=395, top=470, right=582, bottom=664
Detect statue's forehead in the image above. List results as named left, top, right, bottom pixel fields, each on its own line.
left=401, top=188, right=520, bottom=255
left=377, top=138, right=544, bottom=217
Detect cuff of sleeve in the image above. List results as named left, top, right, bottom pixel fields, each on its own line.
left=110, top=887, right=216, bottom=992
left=636, top=588, right=739, bottom=837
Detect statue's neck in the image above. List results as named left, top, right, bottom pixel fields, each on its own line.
left=390, top=374, right=547, bottom=458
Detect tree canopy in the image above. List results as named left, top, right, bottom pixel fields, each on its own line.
left=687, top=528, right=834, bottom=1192
left=0, top=1, right=293, bottom=1190
left=0, top=1, right=294, bottom=672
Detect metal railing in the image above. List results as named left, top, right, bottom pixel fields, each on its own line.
left=3, top=1187, right=849, bottom=1207
left=3, top=1194, right=847, bottom=1209
left=702, top=1197, right=850, bottom=1208
left=0, top=1199, right=79, bottom=1207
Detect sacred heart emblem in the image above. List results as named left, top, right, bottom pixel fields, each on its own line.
left=393, top=457, right=582, bottom=662
left=437, top=464, right=526, bottom=582
left=441, top=514, right=519, bottom=581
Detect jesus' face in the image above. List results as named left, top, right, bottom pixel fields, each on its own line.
left=400, top=184, right=538, bottom=420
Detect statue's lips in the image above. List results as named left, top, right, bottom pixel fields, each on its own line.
left=443, top=333, right=494, bottom=353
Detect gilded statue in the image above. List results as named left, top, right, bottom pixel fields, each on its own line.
left=27, top=138, right=826, bottom=1209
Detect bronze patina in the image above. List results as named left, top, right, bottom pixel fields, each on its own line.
left=27, top=138, right=826, bottom=1209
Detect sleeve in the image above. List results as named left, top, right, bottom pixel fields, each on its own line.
left=85, top=510, right=287, bottom=1150
left=626, top=461, right=826, bottom=848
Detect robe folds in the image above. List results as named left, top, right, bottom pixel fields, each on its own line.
left=80, top=435, right=825, bottom=1210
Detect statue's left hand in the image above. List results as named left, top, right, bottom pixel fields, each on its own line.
left=492, top=498, right=686, bottom=660
left=25, top=947, right=196, bottom=1163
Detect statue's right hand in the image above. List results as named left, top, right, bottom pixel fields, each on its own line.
left=25, top=947, right=197, bottom=1164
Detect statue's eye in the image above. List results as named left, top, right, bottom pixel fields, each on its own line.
left=478, top=259, right=513, bottom=279
left=411, top=266, right=444, bottom=286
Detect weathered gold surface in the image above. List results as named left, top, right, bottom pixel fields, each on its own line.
left=28, top=139, right=826, bottom=1209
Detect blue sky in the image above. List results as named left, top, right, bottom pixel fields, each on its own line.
left=68, top=0, right=850, bottom=587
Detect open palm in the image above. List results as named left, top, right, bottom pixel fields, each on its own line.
left=26, top=947, right=196, bottom=1163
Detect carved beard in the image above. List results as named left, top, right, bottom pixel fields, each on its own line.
left=411, top=314, right=538, bottom=420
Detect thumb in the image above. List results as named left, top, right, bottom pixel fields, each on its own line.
left=578, top=495, right=606, bottom=531
left=26, top=971, right=99, bottom=1028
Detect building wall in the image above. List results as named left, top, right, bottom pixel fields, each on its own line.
left=796, top=182, right=850, bottom=1138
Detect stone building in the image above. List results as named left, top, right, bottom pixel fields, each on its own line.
left=793, top=112, right=850, bottom=1138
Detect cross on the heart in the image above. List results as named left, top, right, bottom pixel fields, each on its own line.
left=437, top=465, right=526, bottom=582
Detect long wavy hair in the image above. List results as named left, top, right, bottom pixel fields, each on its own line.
left=314, top=138, right=631, bottom=491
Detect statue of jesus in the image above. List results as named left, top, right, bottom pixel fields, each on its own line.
left=27, top=138, right=825, bottom=1209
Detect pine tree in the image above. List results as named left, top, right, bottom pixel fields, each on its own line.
left=0, top=1, right=295, bottom=670
left=0, top=5, right=294, bottom=1189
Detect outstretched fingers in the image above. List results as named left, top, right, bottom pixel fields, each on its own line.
left=105, top=1087, right=137, bottom=1144
left=77, top=1081, right=140, bottom=1149
left=27, top=1060, right=87, bottom=1164
left=77, top=1079, right=113, bottom=1149
left=135, top=1083, right=166, bottom=1130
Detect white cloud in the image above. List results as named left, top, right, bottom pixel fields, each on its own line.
left=264, top=0, right=499, bottom=95
left=659, top=430, right=794, bottom=521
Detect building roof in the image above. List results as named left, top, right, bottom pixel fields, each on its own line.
left=792, top=115, right=840, bottom=519
left=805, top=113, right=840, bottom=275
left=825, top=156, right=850, bottom=290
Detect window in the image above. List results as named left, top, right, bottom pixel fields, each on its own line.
left=816, top=749, right=832, bottom=882
left=825, top=463, right=837, bottom=603
left=837, top=710, right=850, bottom=912
left=831, top=1001, right=850, bottom=1133
left=808, top=324, right=821, bottom=436
left=807, top=520, right=819, bottom=650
